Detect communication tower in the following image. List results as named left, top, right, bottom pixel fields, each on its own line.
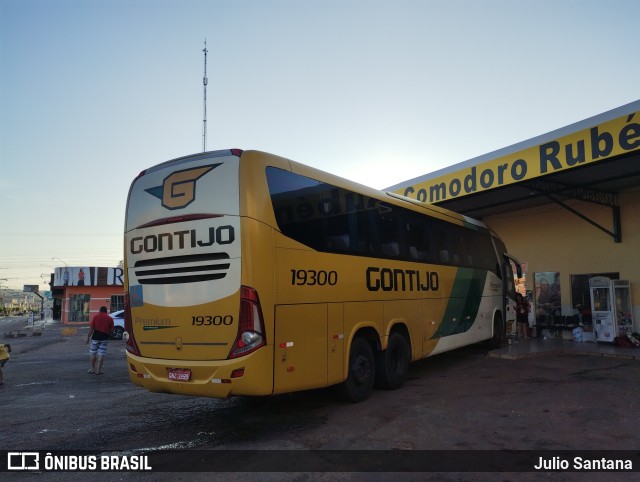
left=202, top=39, right=208, bottom=152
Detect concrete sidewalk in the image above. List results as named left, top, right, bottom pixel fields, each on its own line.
left=1, top=317, right=58, bottom=338
left=489, top=336, right=640, bottom=360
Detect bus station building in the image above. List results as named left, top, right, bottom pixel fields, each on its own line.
left=49, top=266, right=124, bottom=324
left=389, top=100, right=640, bottom=339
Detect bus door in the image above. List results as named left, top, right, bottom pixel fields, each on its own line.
left=273, top=302, right=345, bottom=394
left=503, top=255, right=521, bottom=338
left=273, top=304, right=328, bottom=394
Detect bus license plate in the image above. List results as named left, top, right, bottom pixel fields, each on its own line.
left=168, top=368, right=191, bottom=381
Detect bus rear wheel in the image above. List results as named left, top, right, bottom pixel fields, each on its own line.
left=338, top=336, right=375, bottom=402
left=375, top=332, right=410, bottom=390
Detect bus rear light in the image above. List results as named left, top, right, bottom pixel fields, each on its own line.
left=228, top=286, right=266, bottom=359
left=242, top=330, right=260, bottom=346
left=230, top=368, right=245, bottom=378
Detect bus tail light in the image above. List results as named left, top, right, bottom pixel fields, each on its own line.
left=228, top=286, right=266, bottom=359
left=123, top=292, right=141, bottom=356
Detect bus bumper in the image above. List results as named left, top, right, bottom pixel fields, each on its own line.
left=125, top=347, right=274, bottom=398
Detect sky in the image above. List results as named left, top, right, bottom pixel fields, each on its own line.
left=1, top=0, right=638, bottom=292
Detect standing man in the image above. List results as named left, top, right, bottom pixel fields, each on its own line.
left=85, top=306, right=114, bottom=375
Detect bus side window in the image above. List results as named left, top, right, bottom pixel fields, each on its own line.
left=327, top=233, right=350, bottom=250
left=491, top=236, right=509, bottom=278
left=267, top=167, right=325, bottom=251
left=380, top=242, right=400, bottom=257
left=405, top=212, right=433, bottom=262
left=373, top=201, right=406, bottom=259
left=322, top=187, right=368, bottom=254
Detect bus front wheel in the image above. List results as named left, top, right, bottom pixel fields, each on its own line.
left=375, top=332, right=410, bottom=390
left=487, top=314, right=504, bottom=349
left=338, top=336, right=375, bottom=402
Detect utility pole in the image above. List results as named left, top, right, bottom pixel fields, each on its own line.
left=202, top=39, right=208, bottom=152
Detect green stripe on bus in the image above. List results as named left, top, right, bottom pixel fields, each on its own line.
left=431, top=268, right=488, bottom=338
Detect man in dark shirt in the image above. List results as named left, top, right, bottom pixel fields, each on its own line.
left=85, top=306, right=114, bottom=374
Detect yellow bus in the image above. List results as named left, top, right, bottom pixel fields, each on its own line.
left=123, top=149, right=521, bottom=402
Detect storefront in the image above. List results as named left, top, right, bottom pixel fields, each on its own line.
left=389, top=100, right=640, bottom=339
left=51, top=266, right=124, bottom=325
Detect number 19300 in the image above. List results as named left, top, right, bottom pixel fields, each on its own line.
left=192, top=315, right=233, bottom=326
left=291, top=269, right=338, bottom=286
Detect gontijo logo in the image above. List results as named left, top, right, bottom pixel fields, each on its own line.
left=145, top=163, right=220, bottom=210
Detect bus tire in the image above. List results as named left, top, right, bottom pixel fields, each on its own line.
left=487, top=314, right=504, bottom=349
left=375, top=332, right=410, bottom=390
left=338, top=336, right=375, bottom=403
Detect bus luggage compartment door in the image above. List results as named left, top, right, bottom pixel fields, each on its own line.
left=273, top=304, right=328, bottom=394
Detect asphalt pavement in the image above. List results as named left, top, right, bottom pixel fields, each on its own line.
left=1, top=315, right=639, bottom=482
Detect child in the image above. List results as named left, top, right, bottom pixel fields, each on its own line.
left=0, top=343, right=11, bottom=385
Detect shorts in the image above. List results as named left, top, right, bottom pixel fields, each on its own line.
left=89, top=339, right=109, bottom=357
left=0, top=359, right=7, bottom=367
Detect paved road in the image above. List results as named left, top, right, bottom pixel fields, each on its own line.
left=1, top=316, right=638, bottom=481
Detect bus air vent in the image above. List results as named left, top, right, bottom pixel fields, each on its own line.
left=133, top=252, right=230, bottom=285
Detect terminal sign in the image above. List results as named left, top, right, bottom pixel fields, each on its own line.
left=399, top=110, right=640, bottom=204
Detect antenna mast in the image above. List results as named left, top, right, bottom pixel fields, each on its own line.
left=202, top=39, right=208, bottom=152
